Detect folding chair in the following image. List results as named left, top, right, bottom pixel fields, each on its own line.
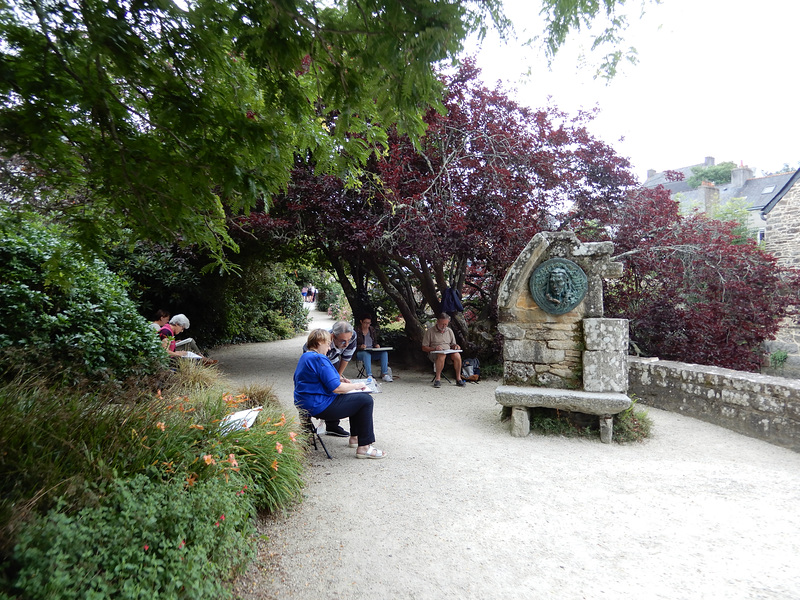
left=431, top=362, right=453, bottom=384
left=355, top=356, right=367, bottom=379
left=299, top=412, right=332, bottom=459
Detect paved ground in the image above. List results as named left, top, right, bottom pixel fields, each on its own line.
left=216, top=304, right=800, bottom=600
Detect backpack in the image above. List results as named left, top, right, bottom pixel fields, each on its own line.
left=461, top=357, right=480, bottom=382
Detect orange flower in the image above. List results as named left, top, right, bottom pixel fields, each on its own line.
left=228, top=453, right=238, bottom=467
left=289, top=431, right=297, bottom=442
left=189, top=424, right=204, bottom=430
left=270, top=459, right=278, bottom=471
left=276, top=414, right=286, bottom=427
left=276, top=442, right=283, bottom=454
left=203, top=454, right=216, bottom=465
left=186, top=473, right=197, bottom=487
left=156, top=422, right=166, bottom=432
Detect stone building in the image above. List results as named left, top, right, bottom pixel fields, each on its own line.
left=643, top=156, right=794, bottom=242
left=760, top=168, right=800, bottom=377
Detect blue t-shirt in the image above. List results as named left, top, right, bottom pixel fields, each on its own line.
left=293, top=351, right=341, bottom=416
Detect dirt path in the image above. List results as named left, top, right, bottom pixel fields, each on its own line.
left=215, top=305, right=800, bottom=600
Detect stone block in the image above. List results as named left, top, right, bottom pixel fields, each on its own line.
left=504, top=339, right=565, bottom=364
left=583, top=350, right=628, bottom=392
left=584, top=318, right=629, bottom=352
left=497, top=323, right=526, bottom=340
left=510, top=407, right=530, bottom=437
left=495, top=385, right=632, bottom=415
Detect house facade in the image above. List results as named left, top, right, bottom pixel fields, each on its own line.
left=643, top=156, right=794, bottom=241
left=760, top=168, right=800, bottom=377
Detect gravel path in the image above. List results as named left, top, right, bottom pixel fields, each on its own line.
left=216, top=305, right=800, bottom=600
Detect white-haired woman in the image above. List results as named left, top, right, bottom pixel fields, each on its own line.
left=294, top=328, right=387, bottom=459
left=157, top=314, right=217, bottom=365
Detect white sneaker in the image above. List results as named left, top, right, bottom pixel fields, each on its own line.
left=382, top=373, right=393, bottom=382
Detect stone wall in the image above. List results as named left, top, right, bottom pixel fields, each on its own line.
left=628, top=357, right=800, bottom=452
left=764, top=177, right=800, bottom=378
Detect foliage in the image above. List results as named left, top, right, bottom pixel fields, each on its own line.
left=612, top=400, right=653, bottom=443
left=686, top=161, right=737, bottom=188
left=479, top=363, right=504, bottom=379
left=0, top=364, right=305, bottom=576
left=105, top=237, right=202, bottom=319
left=315, top=279, right=346, bottom=315
left=526, top=405, right=652, bottom=443
left=220, top=262, right=310, bottom=343
left=0, top=0, right=511, bottom=261
left=537, top=0, right=656, bottom=79
left=235, top=60, right=635, bottom=351
left=769, top=350, right=789, bottom=370
left=580, top=187, right=800, bottom=371
left=107, top=238, right=309, bottom=346
left=9, top=475, right=253, bottom=600
left=0, top=209, right=167, bottom=382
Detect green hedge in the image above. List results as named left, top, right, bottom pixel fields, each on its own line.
left=0, top=209, right=166, bottom=381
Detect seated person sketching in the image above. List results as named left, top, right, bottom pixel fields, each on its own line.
left=158, top=314, right=217, bottom=365
left=151, top=309, right=171, bottom=332
left=355, top=315, right=392, bottom=382
left=421, top=313, right=465, bottom=388
left=294, top=329, right=386, bottom=459
left=301, top=320, right=358, bottom=437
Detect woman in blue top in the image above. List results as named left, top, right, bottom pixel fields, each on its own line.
left=294, top=329, right=387, bottom=459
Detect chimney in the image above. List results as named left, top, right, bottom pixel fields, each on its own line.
left=704, top=156, right=715, bottom=167
left=731, top=165, right=754, bottom=188
left=701, top=180, right=719, bottom=213
left=647, top=169, right=656, bottom=179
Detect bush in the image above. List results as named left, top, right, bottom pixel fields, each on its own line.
left=0, top=367, right=306, bottom=590
left=10, top=475, right=254, bottom=600
left=0, top=209, right=167, bottom=382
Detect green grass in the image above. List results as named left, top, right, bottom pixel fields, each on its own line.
left=528, top=401, right=653, bottom=443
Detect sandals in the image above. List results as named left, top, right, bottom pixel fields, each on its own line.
left=356, top=445, right=387, bottom=459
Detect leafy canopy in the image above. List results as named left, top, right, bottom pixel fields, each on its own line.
left=0, top=0, right=504, bottom=260
left=235, top=60, right=635, bottom=344
left=1, top=0, right=649, bottom=262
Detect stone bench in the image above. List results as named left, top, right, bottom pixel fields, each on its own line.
left=495, top=385, right=632, bottom=443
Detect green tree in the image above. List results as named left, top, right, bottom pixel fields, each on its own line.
left=0, top=0, right=506, bottom=261
left=686, top=161, right=736, bottom=188
left=1, top=0, right=647, bottom=264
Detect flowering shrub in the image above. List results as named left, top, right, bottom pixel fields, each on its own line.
left=0, top=370, right=305, bottom=597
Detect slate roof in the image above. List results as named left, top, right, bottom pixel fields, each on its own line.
left=642, top=160, right=794, bottom=213
left=760, top=167, right=800, bottom=216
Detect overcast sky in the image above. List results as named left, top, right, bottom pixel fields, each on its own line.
left=467, top=0, right=800, bottom=183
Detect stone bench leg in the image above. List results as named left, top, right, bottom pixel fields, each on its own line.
left=599, top=414, right=613, bottom=444
left=511, top=406, right=530, bottom=437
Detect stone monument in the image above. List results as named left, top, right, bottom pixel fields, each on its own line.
left=494, top=231, right=632, bottom=443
